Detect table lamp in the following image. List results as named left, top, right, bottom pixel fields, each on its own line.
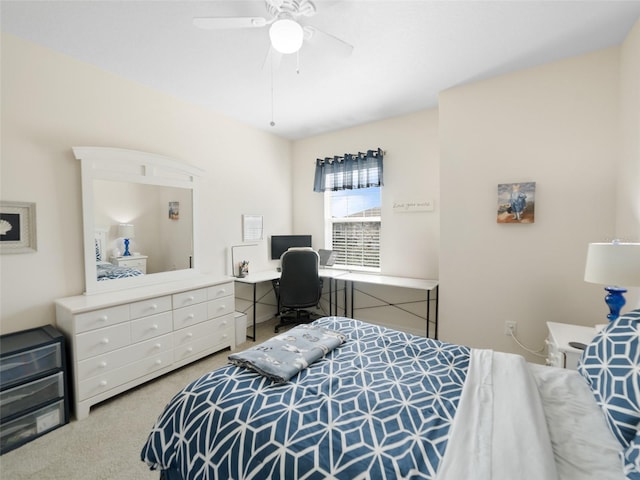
left=584, top=241, right=640, bottom=321
left=118, top=223, right=135, bottom=256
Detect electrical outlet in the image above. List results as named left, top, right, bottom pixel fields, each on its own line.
left=504, top=321, right=517, bottom=336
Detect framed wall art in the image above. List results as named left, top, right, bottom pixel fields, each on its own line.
left=497, top=182, right=536, bottom=224
left=0, top=201, right=37, bottom=253
left=169, top=201, right=180, bottom=220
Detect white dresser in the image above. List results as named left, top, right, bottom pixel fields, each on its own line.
left=56, top=275, right=235, bottom=420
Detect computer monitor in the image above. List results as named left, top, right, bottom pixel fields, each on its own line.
left=270, top=235, right=313, bottom=260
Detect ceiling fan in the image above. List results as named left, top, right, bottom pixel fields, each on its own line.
left=193, top=0, right=354, bottom=58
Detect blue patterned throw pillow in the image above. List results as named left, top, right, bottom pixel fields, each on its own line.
left=578, top=308, right=640, bottom=449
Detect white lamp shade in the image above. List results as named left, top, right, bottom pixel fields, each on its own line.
left=584, top=242, right=640, bottom=287
left=269, top=18, right=304, bottom=54
left=118, top=223, right=135, bottom=239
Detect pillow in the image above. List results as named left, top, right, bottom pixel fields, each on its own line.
left=623, top=429, right=640, bottom=479
left=578, top=308, right=640, bottom=448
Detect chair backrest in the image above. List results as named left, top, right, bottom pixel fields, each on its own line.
left=279, top=248, right=322, bottom=309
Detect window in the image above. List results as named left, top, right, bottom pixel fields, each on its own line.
left=325, top=187, right=381, bottom=270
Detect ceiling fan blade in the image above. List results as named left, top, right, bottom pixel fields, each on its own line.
left=193, top=17, right=268, bottom=30
left=304, top=25, right=353, bottom=57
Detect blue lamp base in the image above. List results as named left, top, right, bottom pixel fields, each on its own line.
left=123, top=238, right=131, bottom=256
left=604, top=286, right=627, bottom=322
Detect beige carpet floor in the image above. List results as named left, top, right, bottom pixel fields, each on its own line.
left=0, top=318, right=282, bottom=480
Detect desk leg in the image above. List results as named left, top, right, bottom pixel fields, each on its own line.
left=246, top=283, right=257, bottom=341
left=350, top=281, right=354, bottom=318
left=329, top=277, right=333, bottom=316
left=435, top=285, right=439, bottom=340
left=427, top=289, right=431, bottom=338
left=343, top=280, right=348, bottom=317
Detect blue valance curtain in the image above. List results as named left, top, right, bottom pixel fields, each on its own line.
left=313, top=148, right=384, bottom=192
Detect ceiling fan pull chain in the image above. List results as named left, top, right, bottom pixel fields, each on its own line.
left=270, top=54, right=276, bottom=127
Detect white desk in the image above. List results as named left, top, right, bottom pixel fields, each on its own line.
left=234, top=269, right=347, bottom=340
left=339, top=273, right=440, bottom=339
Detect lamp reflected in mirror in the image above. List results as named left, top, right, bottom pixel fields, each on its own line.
left=118, top=223, right=135, bottom=256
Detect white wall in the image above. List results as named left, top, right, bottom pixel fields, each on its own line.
left=439, top=47, right=622, bottom=360
left=618, top=19, right=640, bottom=309
left=0, top=33, right=292, bottom=334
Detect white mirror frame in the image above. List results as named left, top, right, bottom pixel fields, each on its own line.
left=73, top=147, right=204, bottom=295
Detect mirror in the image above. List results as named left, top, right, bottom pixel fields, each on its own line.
left=74, top=147, right=204, bottom=294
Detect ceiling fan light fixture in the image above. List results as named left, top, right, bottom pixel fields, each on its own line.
left=269, top=18, right=304, bottom=54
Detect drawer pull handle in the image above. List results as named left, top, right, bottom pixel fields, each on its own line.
left=188, top=314, right=195, bottom=319
left=151, top=304, right=158, bottom=310
left=152, top=324, right=159, bottom=330
left=100, top=380, right=108, bottom=387
left=155, top=359, right=162, bottom=365
left=187, top=347, right=193, bottom=352
left=154, top=343, right=162, bottom=349
left=101, top=338, right=110, bottom=345
left=187, top=332, right=193, bottom=338
left=219, top=289, right=226, bottom=295
left=99, top=361, right=108, bottom=368
left=188, top=296, right=195, bottom=301
left=98, top=315, right=108, bottom=322
left=221, top=320, right=227, bottom=326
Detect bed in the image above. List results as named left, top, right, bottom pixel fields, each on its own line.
left=141, top=311, right=640, bottom=480
left=94, top=228, right=143, bottom=281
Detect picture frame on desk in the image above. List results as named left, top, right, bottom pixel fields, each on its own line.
left=0, top=201, right=37, bottom=254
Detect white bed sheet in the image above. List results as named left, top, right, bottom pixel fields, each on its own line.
left=529, top=363, right=624, bottom=480
left=437, top=350, right=558, bottom=480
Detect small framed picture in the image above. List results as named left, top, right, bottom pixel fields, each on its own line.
left=169, top=201, right=180, bottom=220
left=0, top=201, right=37, bottom=253
left=497, top=182, right=536, bottom=224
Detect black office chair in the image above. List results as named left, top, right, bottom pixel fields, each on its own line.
left=272, top=248, right=323, bottom=333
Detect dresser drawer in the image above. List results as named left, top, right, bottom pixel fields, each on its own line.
left=0, top=400, right=65, bottom=454
left=174, top=320, right=218, bottom=348
left=0, top=372, right=64, bottom=421
left=74, top=305, right=129, bottom=333
left=75, top=323, right=131, bottom=361
left=0, top=343, right=62, bottom=387
left=207, top=282, right=234, bottom=300
left=77, top=334, right=172, bottom=381
left=131, top=311, right=173, bottom=343
left=173, top=288, right=207, bottom=309
left=130, top=296, right=171, bottom=320
left=173, top=302, right=208, bottom=329
left=173, top=315, right=233, bottom=360
left=207, top=296, right=234, bottom=320
left=78, top=350, right=173, bottom=400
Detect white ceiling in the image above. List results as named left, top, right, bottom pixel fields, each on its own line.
left=2, top=1, right=640, bottom=140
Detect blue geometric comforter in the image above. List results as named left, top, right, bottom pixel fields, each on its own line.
left=141, top=317, right=470, bottom=480
left=96, top=262, right=143, bottom=281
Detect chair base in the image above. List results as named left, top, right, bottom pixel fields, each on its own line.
left=274, top=309, right=320, bottom=333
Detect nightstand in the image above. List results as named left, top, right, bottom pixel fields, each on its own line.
left=546, top=322, right=597, bottom=370
left=110, top=254, right=148, bottom=274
